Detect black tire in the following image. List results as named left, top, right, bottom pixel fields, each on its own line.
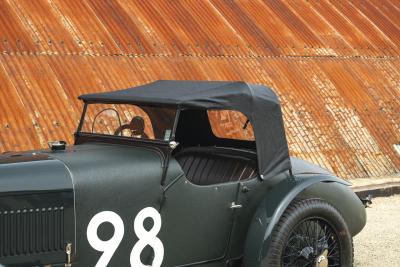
left=264, top=198, right=353, bottom=267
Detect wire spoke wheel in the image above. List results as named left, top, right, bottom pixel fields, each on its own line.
left=263, top=199, right=353, bottom=267
left=282, top=218, right=340, bottom=267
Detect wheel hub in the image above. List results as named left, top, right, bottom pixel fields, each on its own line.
left=299, top=246, right=314, bottom=259
left=315, top=250, right=328, bottom=267
left=281, top=218, right=340, bottom=266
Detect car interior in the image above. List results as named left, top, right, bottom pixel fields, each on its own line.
left=174, top=146, right=257, bottom=185
left=173, top=109, right=258, bottom=185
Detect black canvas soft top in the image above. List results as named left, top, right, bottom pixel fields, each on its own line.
left=79, top=80, right=291, bottom=179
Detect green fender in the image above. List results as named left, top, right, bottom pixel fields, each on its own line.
left=242, top=175, right=366, bottom=266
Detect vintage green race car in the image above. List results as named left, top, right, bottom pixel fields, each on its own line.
left=0, top=80, right=366, bottom=267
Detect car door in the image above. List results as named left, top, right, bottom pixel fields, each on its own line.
left=160, top=163, right=239, bottom=266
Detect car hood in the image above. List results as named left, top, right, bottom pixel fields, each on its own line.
left=0, top=143, right=165, bottom=193
left=42, top=142, right=164, bottom=167
left=0, top=152, right=72, bottom=194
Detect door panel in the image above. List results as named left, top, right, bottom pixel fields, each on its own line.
left=160, top=176, right=238, bottom=266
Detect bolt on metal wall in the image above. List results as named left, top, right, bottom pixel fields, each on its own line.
left=0, top=0, right=399, bottom=178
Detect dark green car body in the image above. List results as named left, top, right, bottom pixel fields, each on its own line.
left=0, top=81, right=366, bottom=267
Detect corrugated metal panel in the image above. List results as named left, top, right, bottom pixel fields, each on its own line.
left=0, top=0, right=398, bottom=178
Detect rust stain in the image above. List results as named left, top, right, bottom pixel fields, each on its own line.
left=0, top=0, right=399, bottom=178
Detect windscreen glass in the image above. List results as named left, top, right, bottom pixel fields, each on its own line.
left=80, top=104, right=177, bottom=141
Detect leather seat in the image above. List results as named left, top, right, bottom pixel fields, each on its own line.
left=175, top=147, right=257, bottom=185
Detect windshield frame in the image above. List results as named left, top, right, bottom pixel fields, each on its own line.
left=75, top=103, right=180, bottom=146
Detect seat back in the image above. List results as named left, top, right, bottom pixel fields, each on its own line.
left=175, top=147, right=257, bottom=185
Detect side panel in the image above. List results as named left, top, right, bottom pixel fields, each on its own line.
left=227, top=172, right=288, bottom=259
left=160, top=159, right=238, bottom=266
left=242, top=175, right=361, bottom=267
left=51, top=145, right=165, bottom=267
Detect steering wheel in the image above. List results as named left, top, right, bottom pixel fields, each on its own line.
left=114, top=116, right=149, bottom=138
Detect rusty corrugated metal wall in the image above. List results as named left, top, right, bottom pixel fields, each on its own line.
left=0, top=0, right=399, bottom=178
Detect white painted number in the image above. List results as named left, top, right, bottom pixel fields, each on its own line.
left=87, top=207, right=164, bottom=267
left=130, top=207, right=164, bottom=267
left=87, top=211, right=124, bottom=267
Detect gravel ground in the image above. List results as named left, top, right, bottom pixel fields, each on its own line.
left=354, top=194, right=400, bottom=266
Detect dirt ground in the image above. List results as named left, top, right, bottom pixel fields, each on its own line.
left=354, top=194, right=400, bottom=266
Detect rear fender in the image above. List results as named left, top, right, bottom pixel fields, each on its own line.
left=298, top=181, right=366, bottom=236
left=242, top=175, right=363, bottom=266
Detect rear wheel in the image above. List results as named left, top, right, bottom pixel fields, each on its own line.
left=264, top=198, right=353, bottom=267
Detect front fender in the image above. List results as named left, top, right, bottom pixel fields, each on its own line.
left=243, top=174, right=364, bottom=266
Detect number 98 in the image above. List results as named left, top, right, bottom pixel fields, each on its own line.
left=86, top=208, right=164, bottom=267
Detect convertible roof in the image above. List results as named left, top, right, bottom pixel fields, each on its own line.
left=79, top=80, right=278, bottom=106
left=79, top=80, right=291, bottom=178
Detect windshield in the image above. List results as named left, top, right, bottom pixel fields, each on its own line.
left=80, top=103, right=177, bottom=141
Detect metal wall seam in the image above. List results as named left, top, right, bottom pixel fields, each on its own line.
left=0, top=1, right=399, bottom=178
